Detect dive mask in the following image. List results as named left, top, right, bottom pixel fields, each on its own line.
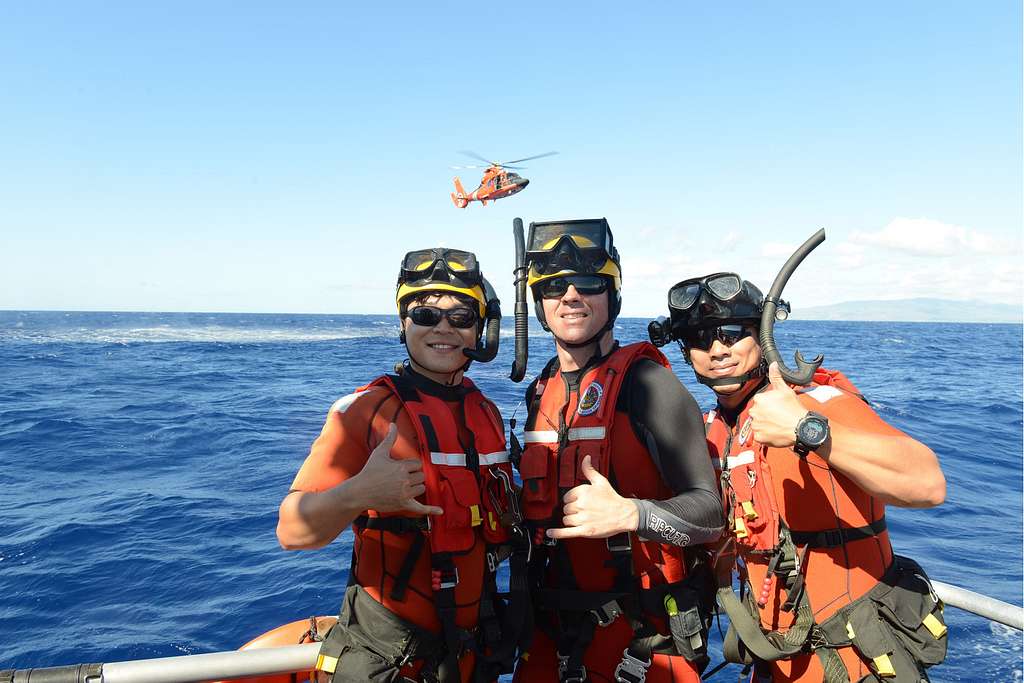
left=526, top=219, right=617, bottom=277
left=400, top=248, right=482, bottom=287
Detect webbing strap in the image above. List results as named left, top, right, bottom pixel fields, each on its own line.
left=789, top=517, right=887, bottom=549
left=433, top=553, right=463, bottom=683
left=352, top=515, right=429, bottom=602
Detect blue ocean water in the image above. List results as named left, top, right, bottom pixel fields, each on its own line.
left=1, top=311, right=1021, bottom=681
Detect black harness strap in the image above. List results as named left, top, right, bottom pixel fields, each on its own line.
left=789, top=516, right=887, bottom=549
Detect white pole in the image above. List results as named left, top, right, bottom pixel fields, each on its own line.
left=933, top=581, right=1023, bottom=631
left=101, top=643, right=319, bottom=683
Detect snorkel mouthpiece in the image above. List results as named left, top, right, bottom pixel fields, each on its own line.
left=759, top=229, right=825, bottom=385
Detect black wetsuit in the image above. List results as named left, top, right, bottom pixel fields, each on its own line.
left=526, top=353, right=724, bottom=547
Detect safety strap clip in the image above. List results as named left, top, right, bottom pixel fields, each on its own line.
left=592, top=599, right=622, bottom=627
left=431, top=567, right=459, bottom=591
left=557, top=654, right=587, bottom=683
left=613, top=648, right=652, bottom=683
left=606, top=532, right=632, bottom=553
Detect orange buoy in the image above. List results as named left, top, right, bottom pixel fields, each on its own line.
left=211, top=615, right=337, bottom=683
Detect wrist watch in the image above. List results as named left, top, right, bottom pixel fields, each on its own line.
left=794, top=411, right=830, bottom=456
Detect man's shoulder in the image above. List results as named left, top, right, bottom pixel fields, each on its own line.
left=329, top=385, right=394, bottom=416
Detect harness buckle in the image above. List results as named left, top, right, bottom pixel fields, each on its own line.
left=592, top=599, right=622, bottom=627
left=431, top=567, right=459, bottom=591
left=557, top=654, right=587, bottom=683
left=613, top=648, right=652, bottom=683
left=821, top=529, right=843, bottom=548
left=809, top=625, right=829, bottom=650
left=606, top=533, right=632, bottom=553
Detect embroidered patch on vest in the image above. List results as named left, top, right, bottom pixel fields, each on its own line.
left=577, top=381, right=604, bottom=416
left=738, top=416, right=753, bottom=445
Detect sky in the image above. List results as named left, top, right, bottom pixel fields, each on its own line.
left=2, top=2, right=1021, bottom=317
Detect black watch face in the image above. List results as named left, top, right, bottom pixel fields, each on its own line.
left=799, top=416, right=829, bottom=447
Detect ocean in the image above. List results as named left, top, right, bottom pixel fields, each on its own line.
left=1, top=311, right=1021, bottom=682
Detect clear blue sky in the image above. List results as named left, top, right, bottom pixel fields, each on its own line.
left=2, top=2, right=1021, bottom=316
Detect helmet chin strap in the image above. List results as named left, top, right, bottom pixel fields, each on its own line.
left=695, top=360, right=767, bottom=388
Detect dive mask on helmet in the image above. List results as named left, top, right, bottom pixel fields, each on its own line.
left=665, top=272, right=767, bottom=334
left=400, top=248, right=482, bottom=287
left=526, top=219, right=618, bottom=277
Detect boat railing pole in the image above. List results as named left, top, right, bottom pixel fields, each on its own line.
left=933, top=581, right=1023, bottom=631
left=102, top=643, right=319, bottom=683
left=2, top=583, right=1020, bottom=683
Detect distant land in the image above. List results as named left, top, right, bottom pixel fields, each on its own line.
left=790, top=298, right=1022, bottom=323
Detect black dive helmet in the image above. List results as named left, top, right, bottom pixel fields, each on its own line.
left=396, top=247, right=501, bottom=364
left=648, top=272, right=784, bottom=387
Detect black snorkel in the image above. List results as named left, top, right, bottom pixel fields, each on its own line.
left=510, top=217, right=529, bottom=382
left=760, top=228, right=826, bottom=386
left=464, top=277, right=501, bottom=364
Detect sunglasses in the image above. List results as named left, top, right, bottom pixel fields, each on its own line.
left=668, top=273, right=743, bottom=311
left=536, top=274, right=609, bottom=299
left=407, top=305, right=479, bottom=329
left=683, top=324, right=755, bottom=351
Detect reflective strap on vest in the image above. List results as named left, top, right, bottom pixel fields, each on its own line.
left=524, top=426, right=607, bottom=443
left=430, top=450, right=509, bottom=466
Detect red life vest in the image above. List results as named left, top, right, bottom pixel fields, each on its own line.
left=361, top=373, right=514, bottom=553
left=519, top=342, right=688, bottom=591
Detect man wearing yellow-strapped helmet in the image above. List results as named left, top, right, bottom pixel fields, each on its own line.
left=279, top=248, right=529, bottom=683
left=513, top=220, right=722, bottom=683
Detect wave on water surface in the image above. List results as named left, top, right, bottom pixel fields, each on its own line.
left=0, top=312, right=1021, bottom=681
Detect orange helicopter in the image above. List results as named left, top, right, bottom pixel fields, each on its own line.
left=451, top=151, right=557, bottom=208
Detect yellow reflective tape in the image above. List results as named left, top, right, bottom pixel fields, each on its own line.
left=923, top=613, right=947, bottom=638
left=521, top=651, right=530, bottom=661
left=664, top=595, right=679, bottom=616
left=488, top=511, right=497, bottom=531
left=470, top=504, right=482, bottom=527
left=734, top=517, right=748, bottom=539
left=872, top=653, right=896, bottom=678
left=846, top=621, right=856, bottom=640
left=316, top=654, right=338, bottom=674
left=741, top=501, right=758, bottom=520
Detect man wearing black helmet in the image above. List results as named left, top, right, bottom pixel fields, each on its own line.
left=277, top=248, right=529, bottom=683
left=650, top=273, right=947, bottom=683
left=513, top=219, right=724, bottom=683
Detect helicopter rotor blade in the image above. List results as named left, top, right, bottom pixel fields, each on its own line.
left=501, top=151, right=558, bottom=165
left=458, top=150, right=499, bottom=166
left=451, top=165, right=488, bottom=170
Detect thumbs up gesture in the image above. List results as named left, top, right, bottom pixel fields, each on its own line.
left=546, top=455, right=639, bottom=540
left=355, top=424, right=444, bottom=517
left=748, top=362, right=808, bottom=448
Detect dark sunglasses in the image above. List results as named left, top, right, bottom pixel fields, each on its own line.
left=683, top=324, right=755, bottom=351
left=407, top=305, right=479, bottom=329
left=537, top=274, right=609, bottom=299
left=668, top=273, right=743, bottom=311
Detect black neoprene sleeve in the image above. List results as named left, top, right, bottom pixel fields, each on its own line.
left=617, top=359, right=725, bottom=546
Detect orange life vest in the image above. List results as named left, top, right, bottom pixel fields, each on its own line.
left=707, top=368, right=899, bottom=680
left=350, top=372, right=529, bottom=681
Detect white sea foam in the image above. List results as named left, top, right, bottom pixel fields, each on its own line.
left=4, top=326, right=390, bottom=344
